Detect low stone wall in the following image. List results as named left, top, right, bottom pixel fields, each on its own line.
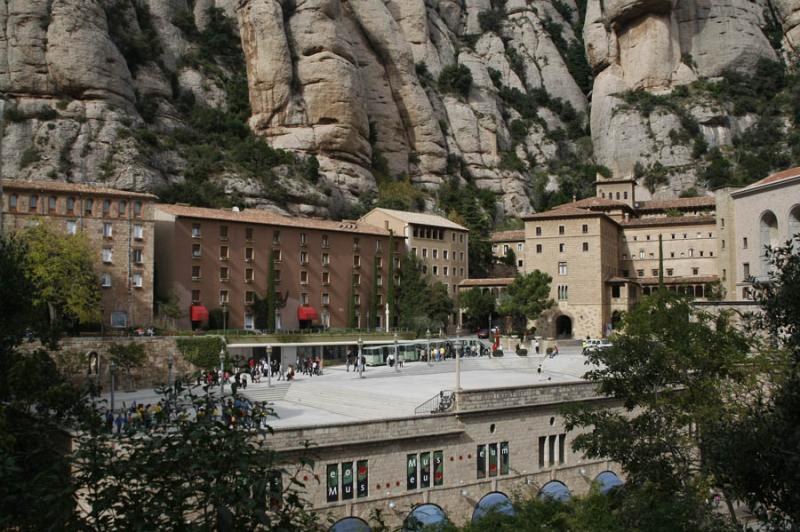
left=456, top=381, right=601, bottom=412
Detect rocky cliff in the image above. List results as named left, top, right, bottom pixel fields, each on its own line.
left=1, top=0, right=798, bottom=218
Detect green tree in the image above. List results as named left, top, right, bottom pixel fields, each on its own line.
left=265, top=248, right=277, bottom=331
left=19, top=223, right=101, bottom=328
left=564, top=290, right=752, bottom=525
left=108, top=342, right=147, bottom=389
left=396, top=254, right=455, bottom=332
left=459, top=288, right=496, bottom=330
left=497, top=271, right=553, bottom=333
left=387, top=232, right=396, bottom=327
left=427, top=282, right=455, bottom=330
left=157, top=289, right=184, bottom=329
left=438, top=64, right=473, bottom=98
left=500, top=246, right=517, bottom=267
left=370, top=255, right=380, bottom=329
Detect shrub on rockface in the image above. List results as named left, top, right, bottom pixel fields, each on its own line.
left=438, top=64, right=473, bottom=98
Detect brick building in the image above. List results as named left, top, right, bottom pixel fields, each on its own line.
left=154, top=205, right=397, bottom=331
left=1, top=180, right=156, bottom=328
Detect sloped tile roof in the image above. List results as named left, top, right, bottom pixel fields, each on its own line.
left=491, top=229, right=525, bottom=242
left=364, top=208, right=468, bottom=231
left=2, top=179, right=157, bottom=199
left=636, top=196, right=716, bottom=210
left=736, top=166, right=800, bottom=193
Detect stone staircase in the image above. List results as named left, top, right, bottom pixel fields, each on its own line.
left=240, top=382, right=291, bottom=402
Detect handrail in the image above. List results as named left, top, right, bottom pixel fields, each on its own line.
left=414, top=390, right=455, bottom=415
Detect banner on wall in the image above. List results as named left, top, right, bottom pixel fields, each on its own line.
left=434, top=451, right=444, bottom=486
left=326, top=464, right=339, bottom=503
left=357, top=460, right=369, bottom=498
left=477, top=444, right=486, bottom=479
left=420, top=452, right=431, bottom=488
left=407, top=454, right=418, bottom=490
left=488, top=443, right=498, bottom=477
left=342, top=462, right=354, bottom=500
left=500, top=441, right=510, bottom=475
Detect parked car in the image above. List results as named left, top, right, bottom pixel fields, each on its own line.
left=583, top=339, right=612, bottom=355
left=476, top=328, right=490, bottom=339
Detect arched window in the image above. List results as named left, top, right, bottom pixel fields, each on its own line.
left=403, top=503, right=448, bottom=531
left=595, top=471, right=624, bottom=494
left=760, top=210, right=779, bottom=274
left=330, top=516, right=371, bottom=532
left=789, top=205, right=800, bottom=241
left=472, top=491, right=515, bottom=522
left=538, top=480, right=571, bottom=502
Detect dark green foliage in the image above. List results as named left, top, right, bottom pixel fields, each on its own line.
left=634, top=161, right=669, bottom=193
left=134, top=91, right=158, bottom=123
left=438, top=64, right=473, bottom=98
left=105, top=0, right=163, bottom=75
left=499, top=150, right=527, bottom=172
left=488, top=67, right=503, bottom=88
left=157, top=180, right=244, bottom=209
left=551, top=0, right=573, bottom=22
left=700, top=147, right=733, bottom=189
left=505, top=47, right=526, bottom=80
left=497, top=270, right=553, bottom=325
left=176, top=337, right=228, bottom=370
left=19, top=147, right=41, bottom=168
left=509, top=119, right=528, bottom=143
left=304, top=154, right=320, bottom=182
left=415, top=61, right=433, bottom=87
left=678, top=187, right=699, bottom=198
left=478, top=8, right=504, bottom=33
left=540, top=13, right=593, bottom=95
left=458, top=288, right=496, bottom=330
left=396, top=254, right=455, bottom=332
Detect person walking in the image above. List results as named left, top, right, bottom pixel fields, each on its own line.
left=534, top=338, right=540, bottom=355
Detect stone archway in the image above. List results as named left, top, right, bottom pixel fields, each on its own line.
left=555, top=315, right=573, bottom=339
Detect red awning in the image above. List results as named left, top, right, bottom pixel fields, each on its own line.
left=297, top=306, right=319, bottom=321
left=191, top=305, right=209, bottom=322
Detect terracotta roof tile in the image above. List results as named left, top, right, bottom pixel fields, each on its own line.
left=458, top=277, right=515, bottom=287
left=636, top=275, right=719, bottom=285
left=565, top=197, right=630, bottom=210
left=620, top=215, right=716, bottom=227
left=636, top=196, right=716, bottom=210
left=737, top=166, right=800, bottom=192
left=490, top=229, right=525, bottom=242
left=522, top=206, right=615, bottom=221
left=2, top=179, right=157, bottom=199
left=156, top=204, right=393, bottom=236
left=363, top=208, right=468, bottom=231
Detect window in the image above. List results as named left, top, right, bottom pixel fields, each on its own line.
left=582, top=242, right=589, bottom=252
left=557, top=285, right=568, bottom=300
left=322, top=271, right=330, bottom=284
left=274, top=249, right=282, bottom=261
left=460, top=252, right=464, bottom=261
left=244, top=314, right=254, bottom=330
left=377, top=273, right=383, bottom=286
left=245, top=268, right=254, bottom=283
left=667, top=268, right=674, bottom=276
left=700, top=251, right=704, bottom=257
left=433, top=266, right=438, bottom=275
left=245, top=247, right=254, bottom=261
left=245, top=226, right=254, bottom=240
left=535, top=226, right=542, bottom=236
left=8, top=194, right=18, bottom=210
left=503, top=245, right=509, bottom=254
left=722, top=269, right=726, bottom=281
left=353, top=255, right=360, bottom=267
left=722, top=240, right=725, bottom=249
left=624, top=191, right=628, bottom=199
left=48, top=196, right=57, bottom=212
left=411, top=247, right=417, bottom=256
left=300, top=251, right=309, bottom=264
left=443, top=267, right=448, bottom=276
left=110, top=311, right=128, bottom=328
left=220, top=245, right=229, bottom=260
left=273, top=230, right=280, bottom=245
left=443, top=250, right=448, bottom=260
left=459, top=234, right=464, bottom=243
left=133, top=201, right=142, bottom=217
left=353, top=237, right=360, bottom=250
left=219, top=290, right=229, bottom=304
left=646, top=234, right=651, bottom=241
left=300, top=232, right=307, bottom=245
left=652, top=269, right=659, bottom=276
left=29, top=195, right=38, bottom=212
left=192, top=290, right=201, bottom=303
left=300, top=271, right=308, bottom=284
left=220, top=267, right=229, bottom=281
left=559, top=225, right=565, bottom=235
left=353, top=273, right=361, bottom=285
left=611, top=285, right=621, bottom=298
left=132, top=272, right=143, bottom=288
left=689, top=248, right=694, bottom=257
left=192, top=244, right=201, bottom=258
left=518, top=259, right=523, bottom=267
left=376, top=256, right=383, bottom=268
left=192, top=266, right=201, bottom=279
left=66, top=220, right=77, bottom=235
left=322, top=252, right=330, bottom=266
left=117, top=200, right=127, bottom=217
left=274, top=269, right=281, bottom=282
left=219, top=225, right=228, bottom=239
left=517, top=243, right=523, bottom=251
left=622, top=270, right=629, bottom=277
left=132, top=248, right=143, bottom=264
left=192, top=224, right=201, bottom=238
left=559, top=243, right=566, bottom=253
left=103, top=223, right=113, bottom=238
left=66, top=197, right=75, bottom=213
left=376, top=240, right=383, bottom=252
left=422, top=249, right=428, bottom=258
left=639, top=249, right=645, bottom=259
left=301, top=293, right=309, bottom=305
left=742, top=237, right=748, bottom=249
left=133, top=224, right=143, bottom=240
left=536, top=244, right=542, bottom=253
left=326, top=461, right=370, bottom=502
left=432, top=249, right=438, bottom=259
left=322, top=234, right=329, bottom=247
left=460, top=268, right=464, bottom=276
left=322, top=293, right=330, bottom=305
left=538, top=437, right=546, bottom=468
left=637, top=269, right=644, bottom=277
left=84, top=198, right=93, bottom=215
left=692, top=267, right=699, bottom=275
left=102, top=199, right=111, bottom=215
left=558, top=262, right=567, bottom=275
left=245, top=291, right=255, bottom=304
left=100, top=273, right=112, bottom=287
left=354, top=294, right=360, bottom=306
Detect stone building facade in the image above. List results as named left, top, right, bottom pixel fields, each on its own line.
left=270, top=381, right=621, bottom=529
left=359, top=208, right=469, bottom=303
left=1, top=180, right=156, bottom=328
left=154, top=205, right=396, bottom=331
left=490, top=229, right=525, bottom=270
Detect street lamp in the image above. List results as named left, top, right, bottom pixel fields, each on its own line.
left=219, top=346, right=225, bottom=396
left=110, top=361, right=117, bottom=414
left=266, top=345, right=272, bottom=387
left=426, top=328, right=432, bottom=367
left=394, top=332, right=399, bottom=372
left=357, top=336, right=364, bottom=378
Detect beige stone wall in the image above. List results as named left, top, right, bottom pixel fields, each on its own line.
left=407, top=227, right=469, bottom=300
left=492, top=239, right=525, bottom=270
left=714, top=189, right=737, bottom=300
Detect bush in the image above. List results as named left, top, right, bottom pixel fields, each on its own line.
left=488, top=67, right=502, bottom=88
left=19, top=148, right=41, bottom=168
left=478, top=9, right=504, bottom=33
left=105, top=0, right=163, bottom=75
left=438, top=64, right=473, bottom=98
left=176, top=336, right=226, bottom=370
left=510, top=119, right=528, bottom=143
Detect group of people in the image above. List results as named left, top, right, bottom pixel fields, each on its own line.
left=297, top=356, right=323, bottom=377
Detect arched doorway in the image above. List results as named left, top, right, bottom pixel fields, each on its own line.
left=472, top=491, right=516, bottom=522
left=760, top=210, right=779, bottom=274
left=538, top=480, right=571, bottom=502
left=594, top=471, right=624, bottom=494
left=403, top=503, right=448, bottom=531
left=555, top=315, right=573, bottom=338
left=789, top=205, right=800, bottom=240
left=330, top=516, right=371, bottom=532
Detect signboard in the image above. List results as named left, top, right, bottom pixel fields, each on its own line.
left=433, top=451, right=444, bottom=486
left=488, top=443, right=498, bottom=477
left=420, top=452, right=431, bottom=488
left=407, top=454, right=418, bottom=490
left=357, top=460, right=369, bottom=498
left=500, top=441, right=510, bottom=475
left=342, top=462, right=354, bottom=500
left=477, top=444, right=486, bottom=479
left=326, top=464, right=339, bottom=502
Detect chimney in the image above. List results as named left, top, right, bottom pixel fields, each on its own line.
left=572, top=194, right=577, bottom=203
left=624, top=212, right=630, bottom=222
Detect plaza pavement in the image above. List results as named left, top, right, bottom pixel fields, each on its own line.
left=101, top=344, right=592, bottom=429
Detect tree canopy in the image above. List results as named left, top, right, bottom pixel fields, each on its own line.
left=459, top=287, right=496, bottom=330
left=396, top=253, right=455, bottom=332
left=497, top=270, right=553, bottom=330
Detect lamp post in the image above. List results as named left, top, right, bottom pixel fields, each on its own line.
left=394, top=332, right=399, bottom=372
left=357, top=336, right=364, bottom=378
left=219, top=346, right=225, bottom=396
left=110, top=361, right=117, bottom=414
left=426, top=328, right=432, bottom=367
left=267, top=345, right=272, bottom=387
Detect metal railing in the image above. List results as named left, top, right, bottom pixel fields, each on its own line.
left=415, top=390, right=455, bottom=415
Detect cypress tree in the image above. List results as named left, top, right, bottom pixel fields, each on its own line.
left=266, top=248, right=276, bottom=331
left=386, top=231, right=396, bottom=329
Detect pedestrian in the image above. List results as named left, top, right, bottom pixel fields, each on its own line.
left=534, top=339, right=540, bottom=355
left=346, top=354, right=352, bottom=372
